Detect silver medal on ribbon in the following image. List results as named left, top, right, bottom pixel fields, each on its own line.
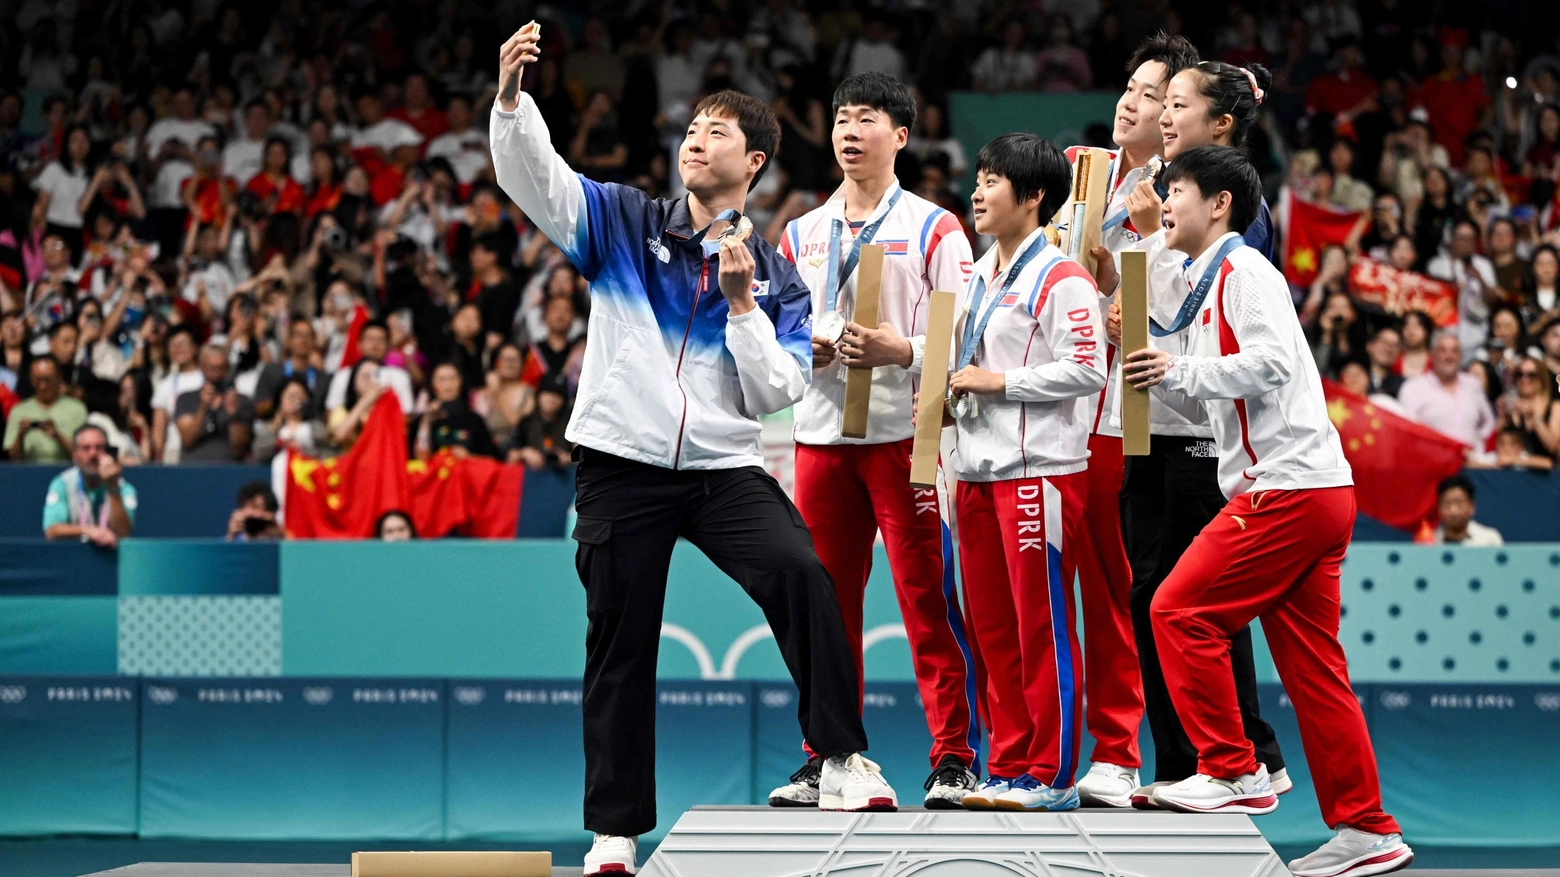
left=816, top=310, right=847, bottom=344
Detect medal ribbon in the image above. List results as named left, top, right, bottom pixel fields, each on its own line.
left=823, top=186, right=904, bottom=317
left=1149, top=235, right=1246, bottom=338
left=957, top=238, right=1057, bottom=372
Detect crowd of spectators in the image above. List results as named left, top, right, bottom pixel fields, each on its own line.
left=0, top=0, right=1558, bottom=482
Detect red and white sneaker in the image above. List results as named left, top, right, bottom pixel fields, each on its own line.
left=1130, top=781, right=1171, bottom=809
left=1150, top=764, right=1279, bottom=815
left=584, top=833, right=637, bottom=875
left=1287, top=827, right=1414, bottom=877
left=819, top=753, right=898, bottom=811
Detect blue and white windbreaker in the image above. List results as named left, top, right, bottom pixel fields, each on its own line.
left=492, top=93, right=814, bottom=470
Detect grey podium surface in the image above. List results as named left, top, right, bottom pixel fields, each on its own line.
left=641, top=806, right=1288, bottom=877
left=65, top=858, right=1560, bottom=876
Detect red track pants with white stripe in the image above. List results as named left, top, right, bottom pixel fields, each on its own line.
left=956, top=472, right=1085, bottom=786
left=794, top=439, right=980, bottom=769
left=1152, top=486, right=1401, bottom=834
left=1074, top=434, right=1144, bottom=768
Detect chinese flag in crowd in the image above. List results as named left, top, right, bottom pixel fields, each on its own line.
left=407, top=450, right=525, bottom=539
left=1348, top=259, right=1460, bottom=327
left=1283, top=193, right=1363, bottom=286
left=284, top=394, right=525, bottom=539
left=284, top=393, right=411, bottom=538
left=1322, top=379, right=1466, bottom=531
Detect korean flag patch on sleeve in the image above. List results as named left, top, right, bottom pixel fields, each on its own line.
left=750, top=279, right=770, bottom=298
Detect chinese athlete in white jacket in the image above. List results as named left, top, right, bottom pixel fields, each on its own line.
left=1123, top=145, right=1412, bottom=877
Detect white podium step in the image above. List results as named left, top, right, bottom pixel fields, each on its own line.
left=640, top=806, right=1288, bottom=877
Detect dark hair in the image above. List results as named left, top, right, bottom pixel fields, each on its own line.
left=359, top=318, right=389, bottom=339
left=974, top=133, right=1072, bottom=222
left=1487, top=215, right=1516, bottom=242
left=1437, top=473, right=1475, bottom=501
left=1490, top=303, right=1526, bottom=340
left=263, top=135, right=293, bottom=169
left=73, top=423, right=109, bottom=444
left=48, top=318, right=79, bottom=339
left=1369, top=323, right=1401, bottom=344
left=237, top=480, right=280, bottom=512
left=60, top=124, right=93, bottom=173
left=832, top=72, right=917, bottom=132
left=1163, top=144, right=1262, bottom=234
left=343, top=359, right=377, bottom=409
left=690, top=90, right=782, bottom=190
left=1401, top=310, right=1435, bottom=344
left=167, top=324, right=200, bottom=347
left=272, top=375, right=312, bottom=414
left=243, top=98, right=268, bottom=116
left=1126, top=32, right=1201, bottom=83
left=471, top=232, right=505, bottom=255
left=376, top=509, right=418, bottom=539
left=1186, top=61, right=1272, bottom=149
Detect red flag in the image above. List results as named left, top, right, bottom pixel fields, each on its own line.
left=406, top=450, right=524, bottom=538
left=284, top=392, right=411, bottom=538
left=457, top=455, right=525, bottom=538
left=338, top=303, right=371, bottom=370
left=1322, top=379, right=1466, bottom=531
left=1283, top=192, right=1363, bottom=286
left=1347, top=259, right=1459, bottom=327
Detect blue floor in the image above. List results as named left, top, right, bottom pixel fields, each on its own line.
left=2, top=837, right=1557, bottom=877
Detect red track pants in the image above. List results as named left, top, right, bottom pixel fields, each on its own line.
left=1152, top=486, right=1401, bottom=834
left=956, top=472, right=1085, bottom=786
left=794, top=440, right=980, bottom=769
left=1074, top=434, right=1144, bottom=768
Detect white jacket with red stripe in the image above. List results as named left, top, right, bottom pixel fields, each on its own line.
left=781, top=181, right=973, bottom=445
left=1155, top=233, right=1353, bottom=499
left=950, top=228, right=1107, bottom=482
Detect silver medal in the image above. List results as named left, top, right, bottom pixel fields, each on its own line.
left=816, top=311, right=847, bottom=343
left=946, top=388, right=977, bottom=420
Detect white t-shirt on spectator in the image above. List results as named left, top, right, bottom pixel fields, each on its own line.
left=1427, top=252, right=1498, bottom=354
left=181, top=260, right=238, bottom=313
left=972, top=48, right=1039, bottom=91
left=325, top=364, right=415, bottom=413
left=1433, top=520, right=1504, bottom=546
left=425, top=129, right=491, bottom=184
left=223, top=137, right=266, bottom=185
left=152, top=367, right=205, bottom=463
left=352, top=119, right=424, bottom=154
left=835, top=38, right=906, bottom=80
left=33, top=161, right=90, bottom=228
left=144, top=118, right=215, bottom=162
left=150, top=160, right=195, bottom=209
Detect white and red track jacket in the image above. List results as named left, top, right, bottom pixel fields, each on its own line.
left=1058, top=147, right=1207, bottom=439
left=949, top=228, right=1107, bottom=482
left=781, top=180, right=973, bottom=445
left=1154, top=232, right=1353, bottom=499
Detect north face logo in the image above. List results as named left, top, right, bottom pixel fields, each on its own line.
left=646, top=237, right=670, bottom=263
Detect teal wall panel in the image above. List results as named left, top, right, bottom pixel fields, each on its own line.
left=0, top=676, right=138, bottom=836
left=118, top=541, right=278, bottom=596
left=0, top=597, right=117, bottom=674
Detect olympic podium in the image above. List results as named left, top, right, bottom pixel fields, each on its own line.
left=640, top=807, right=1287, bottom=877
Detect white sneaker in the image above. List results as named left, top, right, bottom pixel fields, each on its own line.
left=922, top=755, right=978, bottom=810
left=1150, top=764, right=1278, bottom=815
left=992, top=773, right=1079, bottom=811
left=1288, top=827, right=1414, bottom=877
left=1270, top=766, right=1293, bottom=795
left=767, top=755, right=822, bottom=807
left=961, top=775, right=1013, bottom=810
left=1077, top=762, right=1139, bottom=808
left=584, top=834, right=637, bottom=876
left=1130, top=781, right=1171, bottom=810
left=819, top=752, right=897, bottom=812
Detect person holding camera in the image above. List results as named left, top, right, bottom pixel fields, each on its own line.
left=1428, top=219, right=1501, bottom=355
left=173, top=342, right=254, bottom=462
left=410, top=360, right=497, bottom=460
left=225, top=481, right=284, bottom=542
left=4, top=357, right=87, bottom=462
left=42, top=423, right=135, bottom=548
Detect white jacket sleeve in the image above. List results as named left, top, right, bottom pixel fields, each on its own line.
left=490, top=93, right=589, bottom=266
left=909, top=214, right=974, bottom=375
left=1161, top=266, right=1294, bottom=401
left=1004, top=275, right=1108, bottom=402
left=725, top=305, right=808, bottom=416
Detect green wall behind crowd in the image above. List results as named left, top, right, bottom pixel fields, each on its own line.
left=947, top=92, right=1121, bottom=189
